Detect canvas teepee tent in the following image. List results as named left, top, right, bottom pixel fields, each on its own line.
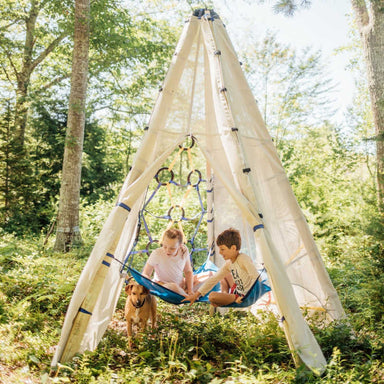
left=52, top=9, right=345, bottom=373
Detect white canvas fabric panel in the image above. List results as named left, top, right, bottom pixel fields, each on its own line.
left=78, top=199, right=142, bottom=354
left=51, top=206, right=131, bottom=366
left=256, top=229, right=327, bottom=371
left=196, top=15, right=327, bottom=371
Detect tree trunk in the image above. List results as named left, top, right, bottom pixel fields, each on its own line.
left=54, top=0, right=90, bottom=252
left=0, top=101, right=12, bottom=224
left=352, top=0, right=384, bottom=210
left=13, top=0, right=39, bottom=147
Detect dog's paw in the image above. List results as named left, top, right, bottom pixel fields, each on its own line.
left=127, top=337, right=134, bottom=349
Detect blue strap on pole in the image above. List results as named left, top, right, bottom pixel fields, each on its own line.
left=79, top=308, right=92, bottom=315
left=117, top=202, right=131, bottom=212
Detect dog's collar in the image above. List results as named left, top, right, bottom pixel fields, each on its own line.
left=131, top=298, right=146, bottom=309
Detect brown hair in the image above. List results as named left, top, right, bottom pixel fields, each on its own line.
left=161, top=228, right=188, bottom=258
left=161, top=228, right=184, bottom=244
left=216, top=228, right=241, bottom=250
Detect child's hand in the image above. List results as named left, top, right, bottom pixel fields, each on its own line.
left=235, top=296, right=243, bottom=304
left=182, top=291, right=200, bottom=305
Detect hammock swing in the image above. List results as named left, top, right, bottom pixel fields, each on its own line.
left=120, top=137, right=271, bottom=307
left=128, top=265, right=270, bottom=307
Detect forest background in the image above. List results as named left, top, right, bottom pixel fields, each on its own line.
left=0, top=0, right=383, bottom=383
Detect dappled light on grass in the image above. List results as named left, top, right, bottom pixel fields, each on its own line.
left=70, top=302, right=294, bottom=383
left=1, top=234, right=384, bottom=383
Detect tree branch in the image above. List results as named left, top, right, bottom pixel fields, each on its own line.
left=93, top=105, right=150, bottom=116
left=1, top=20, right=23, bottom=30
left=351, top=0, right=370, bottom=30
left=1, top=63, right=16, bottom=89
left=32, top=74, right=71, bottom=95
left=1, top=46, right=20, bottom=80
left=30, top=32, right=68, bottom=72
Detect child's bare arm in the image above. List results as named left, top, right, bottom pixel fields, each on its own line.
left=197, top=262, right=230, bottom=297
left=183, top=260, right=194, bottom=294
left=142, top=263, right=154, bottom=278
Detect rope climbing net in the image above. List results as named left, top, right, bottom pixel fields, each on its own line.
left=121, top=136, right=212, bottom=273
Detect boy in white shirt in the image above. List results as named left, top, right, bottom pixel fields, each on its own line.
left=183, top=228, right=259, bottom=307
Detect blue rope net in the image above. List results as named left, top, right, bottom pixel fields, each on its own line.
left=121, top=137, right=211, bottom=274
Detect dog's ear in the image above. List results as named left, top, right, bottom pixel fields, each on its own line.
left=125, top=284, right=133, bottom=295
left=125, top=277, right=134, bottom=294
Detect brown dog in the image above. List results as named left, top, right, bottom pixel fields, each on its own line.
left=124, top=278, right=157, bottom=345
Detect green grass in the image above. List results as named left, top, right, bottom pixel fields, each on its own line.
left=0, top=234, right=383, bottom=383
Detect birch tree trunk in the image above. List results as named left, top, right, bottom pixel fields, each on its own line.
left=54, top=0, right=90, bottom=251
left=351, top=0, right=384, bottom=211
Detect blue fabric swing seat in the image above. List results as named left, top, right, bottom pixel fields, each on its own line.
left=223, top=269, right=271, bottom=308
left=128, top=257, right=221, bottom=305
left=128, top=261, right=271, bottom=308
